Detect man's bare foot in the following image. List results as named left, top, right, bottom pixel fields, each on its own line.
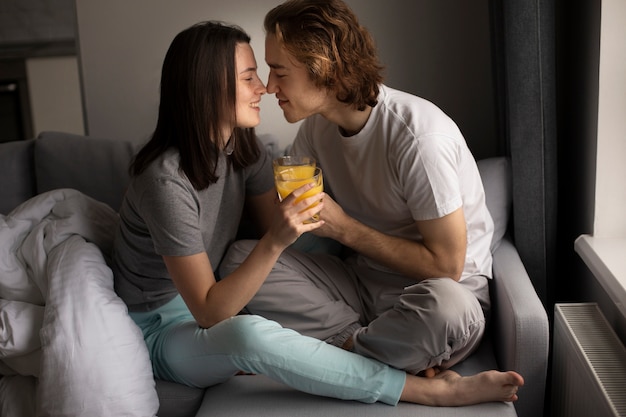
left=400, top=369, right=524, bottom=406
left=418, top=367, right=440, bottom=378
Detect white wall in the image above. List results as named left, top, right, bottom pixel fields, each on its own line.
left=26, top=56, right=84, bottom=136
left=75, top=0, right=495, bottom=156
left=76, top=0, right=289, bottom=145
left=595, top=0, right=626, bottom=237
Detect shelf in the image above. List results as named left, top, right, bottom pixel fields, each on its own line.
left=0, top=40, right=76, bottom=61
left=575, top=234, right=626, bottom=319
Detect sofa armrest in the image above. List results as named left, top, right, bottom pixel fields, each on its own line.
left=491, top=235, right=549, bottom=417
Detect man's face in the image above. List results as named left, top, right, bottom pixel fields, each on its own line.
left=264, top=34, right=330, bottom=123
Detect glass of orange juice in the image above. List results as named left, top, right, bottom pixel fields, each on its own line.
left=274, top=166, right=323, bottom=223
left=272, top=155, right=316, bottom=177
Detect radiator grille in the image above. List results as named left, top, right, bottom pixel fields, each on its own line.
left=552, top=303, right=626, bottom=417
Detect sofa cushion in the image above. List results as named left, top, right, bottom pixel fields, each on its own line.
left=34, top=131, right=136, bottom=212
left=155, top=379, right=205, bottom=417
left=200, top=376, right=515, bottom=416
left=0, top=139, right=36, bottom=214
left=477, top=157, right=512, bottom=252
left=192, top=339, right=515, bottom=417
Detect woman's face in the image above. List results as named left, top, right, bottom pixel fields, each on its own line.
left=234, top=42, right=267, bottom=130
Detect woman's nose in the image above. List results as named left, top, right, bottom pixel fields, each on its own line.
left=256, top=78, right=267, bottom=95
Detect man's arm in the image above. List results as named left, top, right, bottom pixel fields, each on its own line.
left=316, top=194, right=467, bottom=281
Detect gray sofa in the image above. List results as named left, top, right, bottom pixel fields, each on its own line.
left=0, top=131, right=549, bottom=417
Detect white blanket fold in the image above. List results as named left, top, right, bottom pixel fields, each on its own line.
left=0, top=189, right=158, bottom=417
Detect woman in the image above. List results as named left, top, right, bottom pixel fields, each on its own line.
left=112, top=20, right=520, bottom=407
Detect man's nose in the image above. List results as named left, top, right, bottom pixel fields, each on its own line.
left=266, top=76, right=278, bottom=94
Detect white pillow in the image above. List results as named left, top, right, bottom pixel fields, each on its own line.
left=477, top=157, right=512, bottom=252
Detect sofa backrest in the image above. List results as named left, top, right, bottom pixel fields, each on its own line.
left=3, top=131, right=511, bottom=241
left=0, top=132, right=138, bottom=215
left=0, top=139, right=36, bottom=214
left=35, top=131, right=137, bottom=212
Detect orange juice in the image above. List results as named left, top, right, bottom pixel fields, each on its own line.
left=274, top=165, right=316, bottom=184
left=275, top=167, right=323, bottom=222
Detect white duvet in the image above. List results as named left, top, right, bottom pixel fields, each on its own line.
left=0, top=189, right=158, bottom=417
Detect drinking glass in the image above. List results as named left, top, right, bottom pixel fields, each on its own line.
left=272, top=155, right=316, bottom=177
left=274, top=166, right=323, bottom=223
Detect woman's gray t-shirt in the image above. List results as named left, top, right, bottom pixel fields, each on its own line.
left=113, top=145, right=274, bottom=312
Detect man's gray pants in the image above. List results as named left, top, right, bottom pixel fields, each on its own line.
left=220, top=239, right=489, bottom=374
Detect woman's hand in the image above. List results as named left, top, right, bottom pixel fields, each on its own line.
left=266, top=183, right=325, bottom=248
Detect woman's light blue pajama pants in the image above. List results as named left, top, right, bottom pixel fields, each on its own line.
left=129, top=295, right=406, bottom=405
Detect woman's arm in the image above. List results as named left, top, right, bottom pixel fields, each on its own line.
left=163, top=236, right=283, bottom=328
left=164, top=185, right=324, bottom=328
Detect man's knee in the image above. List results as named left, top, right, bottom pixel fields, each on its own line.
left=418, top=279, right=485, bottom=362
left=406, top=278, right=482, bottom=322
left=400, top=278, right=485, bottom=352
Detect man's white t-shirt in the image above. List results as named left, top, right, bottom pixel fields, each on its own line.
left=292, top=84, right=494, bottom=281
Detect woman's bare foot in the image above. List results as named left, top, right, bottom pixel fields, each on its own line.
left=400, top=369, right=524, bottom=406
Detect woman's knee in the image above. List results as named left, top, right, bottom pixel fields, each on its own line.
left=219, top=315, right=286, bottom=354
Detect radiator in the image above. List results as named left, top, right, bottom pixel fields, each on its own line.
left=552, top=303, right=626, bottom=417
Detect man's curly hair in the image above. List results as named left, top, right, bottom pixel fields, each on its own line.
left=264, top=0, right=385, bottom=111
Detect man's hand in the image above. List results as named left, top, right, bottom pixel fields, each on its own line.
left=311, top=193, right=350, bottom=241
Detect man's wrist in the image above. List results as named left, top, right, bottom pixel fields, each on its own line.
left=337, top=216, right=365, bottom=249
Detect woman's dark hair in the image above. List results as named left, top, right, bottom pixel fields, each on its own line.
left=130, top=21, right=261, bottom=189
left=264, top=0, right=384, bottom=111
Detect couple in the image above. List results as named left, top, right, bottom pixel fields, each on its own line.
left=112, top=0, right=523, bottom=408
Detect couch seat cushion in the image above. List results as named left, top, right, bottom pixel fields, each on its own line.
left=193, top=338, right=516, bottom=417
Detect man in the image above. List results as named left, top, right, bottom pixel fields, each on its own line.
left=222, top=0, right=520, bottom=388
